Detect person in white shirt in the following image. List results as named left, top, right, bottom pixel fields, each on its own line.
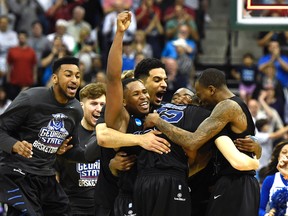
left=47, top=19, right=76, bottom=53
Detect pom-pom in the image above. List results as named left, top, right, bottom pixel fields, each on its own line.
left=270, top=187, right=288, bottom=216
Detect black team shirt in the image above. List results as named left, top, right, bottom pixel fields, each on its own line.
left=0, top=87, right=84, bottom=176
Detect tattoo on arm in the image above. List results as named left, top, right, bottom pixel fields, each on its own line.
left=156, top=100, right=239, bottom=151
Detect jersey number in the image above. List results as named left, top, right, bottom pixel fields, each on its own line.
left=157, top=107, right=184, bottom=124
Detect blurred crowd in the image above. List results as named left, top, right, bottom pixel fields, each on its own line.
left=0, top=0, right=210, bottom=105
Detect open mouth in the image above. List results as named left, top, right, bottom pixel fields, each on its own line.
left=67, top=86, right=77, bottom=94
left=155, top=91, right=166, bottom=103
left=140, top=101, right=149, bottom=109
left=92, top=114, right=100, bottom=121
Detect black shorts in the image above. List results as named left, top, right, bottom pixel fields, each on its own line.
left=205, top=174, right=260, bottom=216
left=114, top=193, right=136, bottom=216
left=94, top=204, right=114, bottom=216
left=0, top=165, right=71, bottom=216
left=134, top=170, right=191, bottom=216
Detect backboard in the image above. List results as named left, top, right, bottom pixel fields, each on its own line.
left=231, top=0, right=288, bottom=30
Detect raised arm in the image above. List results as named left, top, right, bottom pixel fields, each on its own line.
left=105, top=11, right=132, bottom=130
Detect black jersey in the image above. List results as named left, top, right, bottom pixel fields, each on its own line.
left=212, top=96, right=256, bottom=177
left=0, top=87, right=83, bottom=176
left=93, top=107, right=119, bottom=210
left=56, top=125, right=99, bottom=214
left=137, top=103, right=212, bottom=175
left=117, top=116, right=143, bottom=194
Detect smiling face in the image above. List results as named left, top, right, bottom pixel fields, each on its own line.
left=143, top=68, right=167, bottom=107
left=52, top=64, right=81, bottom=104
left=124, top=80, right=150, bottom=116
left=81, top=94, right=106, bottom=130
left=171, top=88, right=194, bottom=104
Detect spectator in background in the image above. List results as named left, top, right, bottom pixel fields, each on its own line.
left=162, top=57, right=179, bottom=102
left=6, top=30, right=37, bottom=100
left=73, top=27, right=93, bottom=55
left=247, top=99, right=267, bottom=124
left=94, top=71, right=107, bottom=84
left=122, top=40, right=136, bottom=71
left=84, top=55, right=103, bottom=84
left=161, top=23, right=197, bottom=61
left=231, top=53, right=260, bottom=104
left=47, top=19, right=76, bottom=53
left=7, top=0, right=46, bottom=36
left=81, top=0, right=104, bottom=30
left=257, top=31, right=288, bottom=55
left=173, top=38, right=195, bottom=89
left=0, top=15, right=18, bottom=86
left=89, top=26, right=100, bottom=53
left=135, top=0, right=164, bottom=59
left=254, top=64, right=285, bottom=101
left=66, top=6, right=91, bottom=44
left=255, top=119, right=288, bottom=171
left=101, top=0, right=136, bottom=68
left=164, top=3, right=199, bottom=42
left=163, top=0, right=196, bottom=23
left=102, top=0, right=132, bottom=14
left=45, top=0, right=84, bottom=33
left=133, top=30, right=153, bottom=58
left=258, top=141, right=288, bottom=216
left=40, top=36, right=71, bottom=86
left=258, top=40, right=288, bottom=90
left=258, top=89, right=285, bottom=133
left=263, top=86, right=286, bottom=124
left=28, top=21, right=51, bottom=86
left=75, top=39, right=98, bottom=85
left=135, top=52, right=146, bottom=66
left=0, top=0, right=16, bottom=30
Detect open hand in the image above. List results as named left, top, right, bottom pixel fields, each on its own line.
left=139, top=130, right=170, bottom=154
left=12, top=140, right=33, bottom=158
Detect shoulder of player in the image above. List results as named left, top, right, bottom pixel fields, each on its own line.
left=216, top=99, right=242, bottom=112
left=17, top=87, right=49, bottom=102
left=212, top=99, right=242, bottom=119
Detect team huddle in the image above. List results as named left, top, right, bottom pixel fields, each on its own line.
left=0, top=11, right=261, bottom=216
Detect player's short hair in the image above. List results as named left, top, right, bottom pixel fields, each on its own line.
left=196, top=68, right=227, bottom=88
left=134, top=58, right=165, bottom=80
left=79, top=82, right=106, bottom=101
left=53, top=56, right=79, bottom=73
left=122, top=78, right=141, bottom=91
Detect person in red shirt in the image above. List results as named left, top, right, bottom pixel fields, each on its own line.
left=6, top=30, right=37, bottom=100
left=135, top=0, right=164, bottom=59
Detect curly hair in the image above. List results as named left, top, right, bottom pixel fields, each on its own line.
left=134, top=58, right=165, bottom=81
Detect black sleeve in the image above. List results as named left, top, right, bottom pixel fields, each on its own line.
left=61, top=143, right=86, bottom=162
left=0, top=91, right=30, bottom=153
left=85, top=131, right=101, bottom=162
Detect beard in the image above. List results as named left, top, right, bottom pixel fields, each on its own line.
left=58, top=85, right=76, bottom=100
